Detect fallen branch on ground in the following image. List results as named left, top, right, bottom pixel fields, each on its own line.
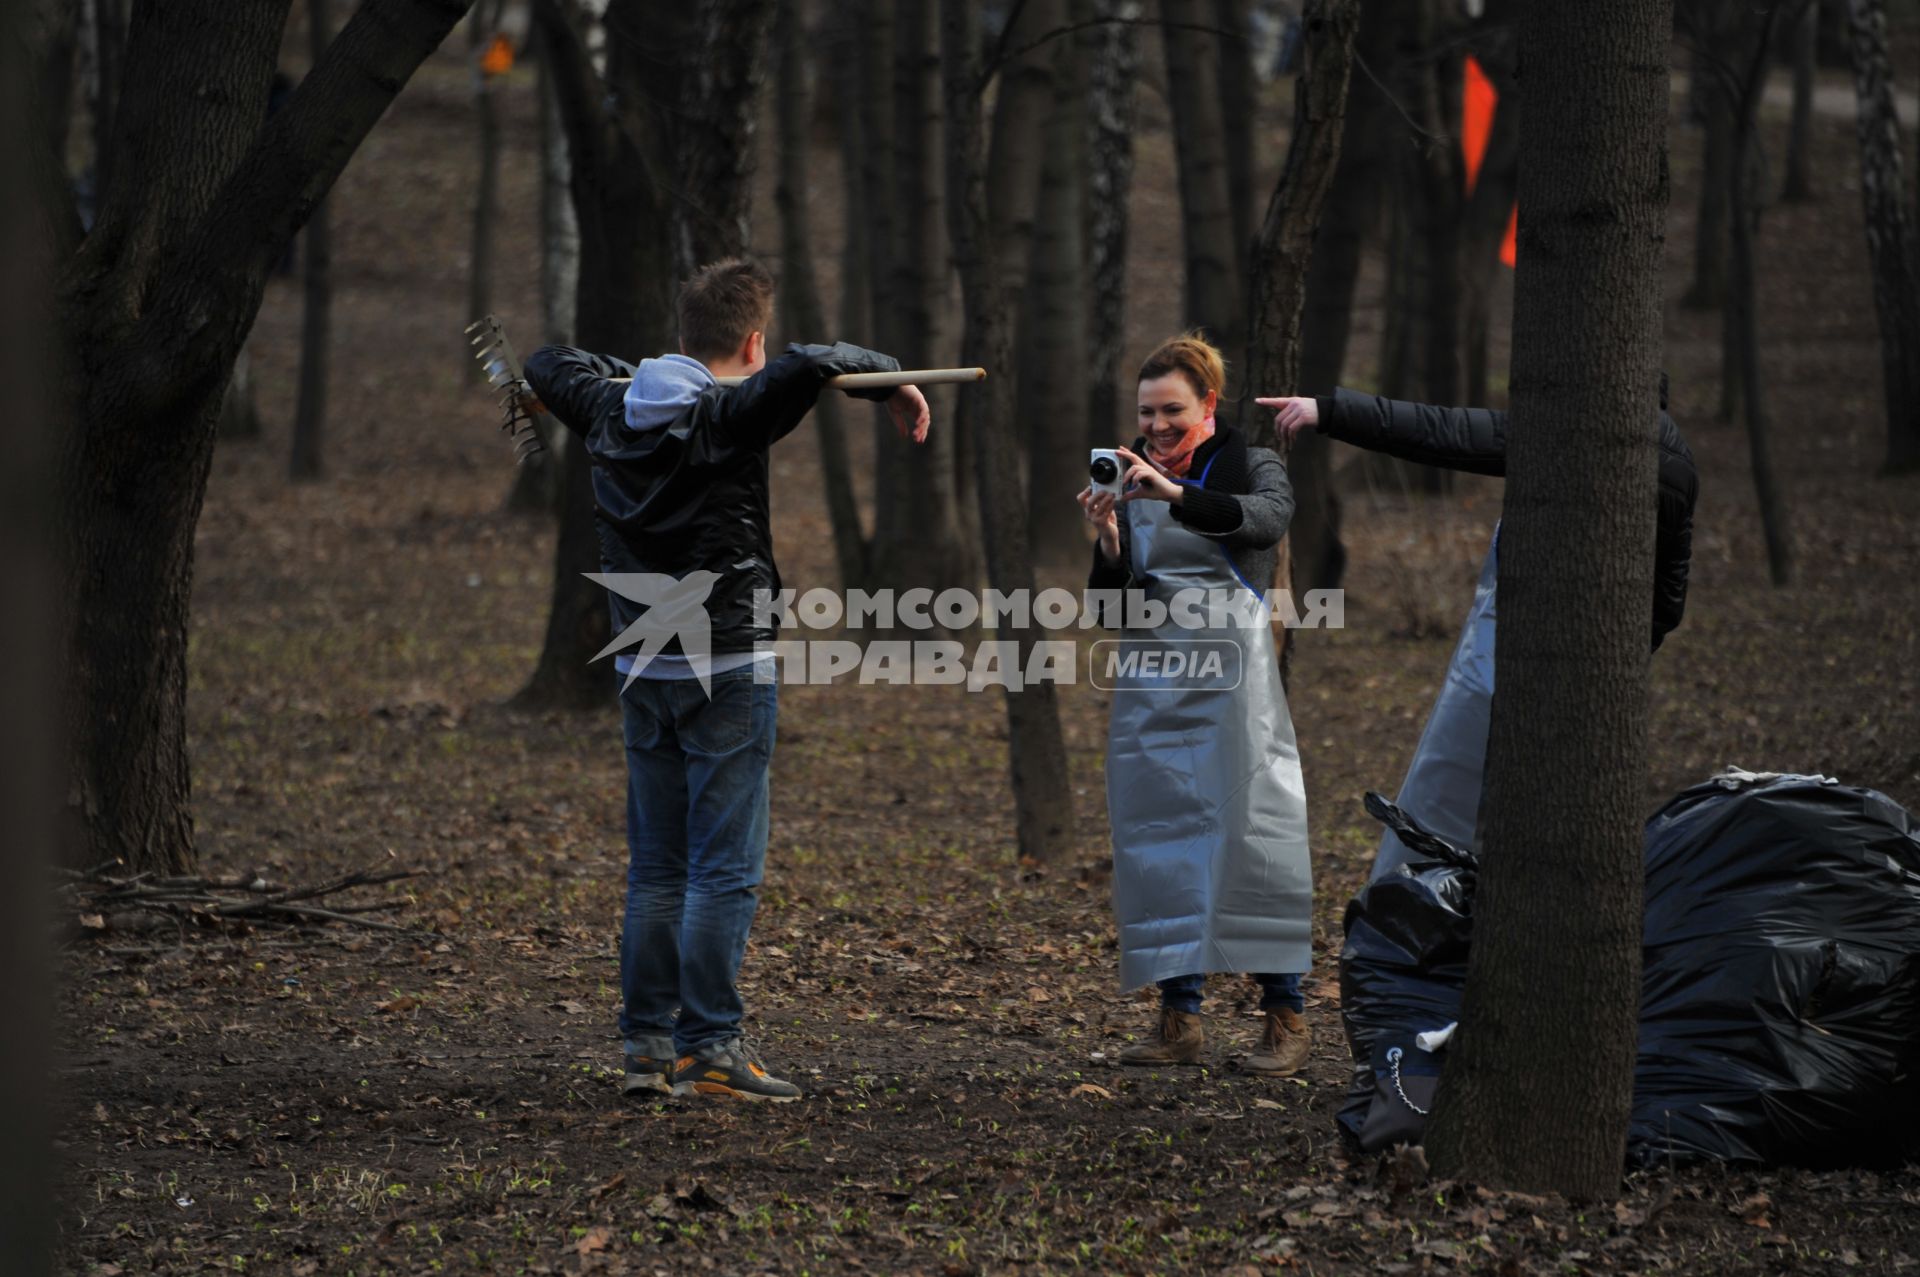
left=61, top=864, right=428, bottom=942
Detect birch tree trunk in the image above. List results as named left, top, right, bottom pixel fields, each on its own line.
left=1424, top=0, right=1671, bottom=1198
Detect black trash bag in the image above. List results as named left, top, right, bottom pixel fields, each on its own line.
left=1336, top=773, right=1920, bottom=1168
left=1336, top=794, right=1474, bottom=1151
left=1629, top=771, right=1920, bottom=1169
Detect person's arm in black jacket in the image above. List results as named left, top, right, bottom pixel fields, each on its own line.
left=708, top=342, right=903, bottom=452
left=523, top=346, right=636, bottom=440
left=1316, top=387, right=1509, bottom=476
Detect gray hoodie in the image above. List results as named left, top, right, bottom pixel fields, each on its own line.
left=622, top=353, right=715, bottom=431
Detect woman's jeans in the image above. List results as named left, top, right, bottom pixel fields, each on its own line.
left=617, top=669, right=777, bottom=1056
left=1159, top=972, right=1303, bottom=1015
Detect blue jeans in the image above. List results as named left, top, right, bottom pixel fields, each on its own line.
left=617, top=669, right=778, bottom=1055
left=1159, top=972, right=1303, bottom=1015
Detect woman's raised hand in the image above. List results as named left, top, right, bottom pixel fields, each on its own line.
left=1113, top=446, right=1182, bottom=505
left=1077, top=486, right=1122, bottom=561
left=1253, top=395, right=1319, bottom=443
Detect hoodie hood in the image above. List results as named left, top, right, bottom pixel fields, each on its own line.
left=622, top=353, right=715, bottom=430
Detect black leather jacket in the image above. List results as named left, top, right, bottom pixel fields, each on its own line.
left=1318, top=387, right=1700, bottom=650
left=525, top=342, right=900, bottom=653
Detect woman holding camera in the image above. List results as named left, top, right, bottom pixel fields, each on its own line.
left=1078, top=333, right=1313, bottom=1076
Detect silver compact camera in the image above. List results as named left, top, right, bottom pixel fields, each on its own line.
left=1089, top=448, right=1125, bottom=496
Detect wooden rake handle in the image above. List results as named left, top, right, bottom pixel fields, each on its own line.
left=712, top=366, right=988, bottom=388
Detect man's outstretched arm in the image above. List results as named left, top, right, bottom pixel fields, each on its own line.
left=710, top=342, right=927, bottom=451
left=524, top=346, right=637, bottom=440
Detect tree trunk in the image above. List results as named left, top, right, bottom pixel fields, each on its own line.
left=775, top=0, right=868, bottom=591
left=1161, top=0, right=1242, bottom=348
left=504, top=30, right=578, bottom=514
left=1719, top=9, right=1771, bottom=425
left=1423, top=0, right=1670, bottom=1199
left=1782, top=0, right=1816, bottom=201
left=859, top=0, right=905, bottom=582
left=1023, top=2, right=1092, bottom=565
left=942, top=0, right=1075, bottom=865
left=1730, top=4, right=1791, bottom=580
left=57, top=0, right=476, bottom=873
left=290, top=0, right=335, bottom=482
left=1240, top=0, right=1359, bottom=692
left=1378, top=0, right=1458, bottom=493
left=877, top=0, right=971, bottom=598
left=1845, top=0, right=1920, bottom=472
left=82, top=0, right=127, bottom=200
left=1291, top=0, right=1395, bottom=594
left=1216, top=0, right=1258, bottom=285
left=515, top=0, right=677, bottom=710
left=1085, top=0, right=1141, bottom=457
left=2, top=9, right=59, bottom=1259
left=1238, top=0, right=1361, bottom=447
left=465, top=3, right=504, bottom=386
left=666, top=0, right=773, bottom=277
left=1683, top=17, right=1732, bottom=309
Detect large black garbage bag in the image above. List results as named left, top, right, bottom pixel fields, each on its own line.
left=1336, top=794, right=1475, bottom=1151
left=1336, top=773, right=1920, bottom=1168
left=1630, top=771, right=1920, bottom=1168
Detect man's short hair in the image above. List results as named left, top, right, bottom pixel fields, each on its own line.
left=677, top=258, right=774, bottom=363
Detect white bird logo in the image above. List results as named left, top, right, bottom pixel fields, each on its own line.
left=588, top=570, right=723, bottom=695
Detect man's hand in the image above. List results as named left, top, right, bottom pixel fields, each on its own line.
left=1254, top=395, right=1319, bottom=443
left=885, top=384, right=931, bottom=443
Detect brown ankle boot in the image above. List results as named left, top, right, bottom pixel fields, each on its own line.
left=1118, top=1007, right=1205, bottom=1066
left=1243, top=1007, right=1311, bottom=1076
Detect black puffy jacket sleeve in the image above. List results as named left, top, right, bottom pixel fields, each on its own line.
left=1319, top=385, right=1700, bottom=651
left=1318, top=388, right=1508, bottom=476
left=523, top=347, right=635, bottom=441
left=709, top=342, right=903, bottom=451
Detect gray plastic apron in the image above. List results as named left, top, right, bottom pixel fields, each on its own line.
left=1370, top=529, right=1498, bottom=879
left=1106, top=485, right=1313, bottom=992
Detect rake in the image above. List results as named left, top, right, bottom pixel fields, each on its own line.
left=467, top=314, right=985, bottom=464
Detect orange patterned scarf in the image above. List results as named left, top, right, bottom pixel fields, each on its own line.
left=1146, top=415, right=1216, bottom=479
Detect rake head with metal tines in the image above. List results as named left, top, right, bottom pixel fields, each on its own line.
left=464, top=315, right=547, bottom=462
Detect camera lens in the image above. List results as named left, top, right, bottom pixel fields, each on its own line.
left=1089, top=455, right=1119, bottom=484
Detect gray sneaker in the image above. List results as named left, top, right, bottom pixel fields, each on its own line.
left=623, top=1035, right=675, bottom=1097
left=671, top=1037, right=802, bottom=1103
